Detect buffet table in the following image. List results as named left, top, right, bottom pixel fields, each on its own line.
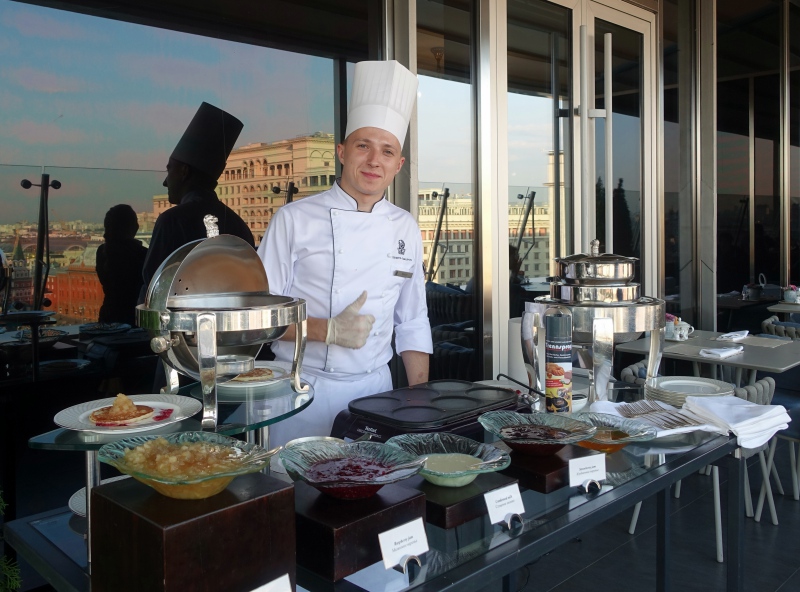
left=3, top=380, right=314, bottom=590
left=5, top=428, right=742, bottom=592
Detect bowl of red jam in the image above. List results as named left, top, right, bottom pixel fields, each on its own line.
left=479, top=410, right=597, bottom=456
left=279, top=441, right=426, bottom=500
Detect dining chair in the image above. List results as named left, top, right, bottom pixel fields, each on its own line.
left=625, top=375, right=779, bottom=563
left=761, top=315, right=800, bottom=339
left=776, top=407, right=800, bottom=502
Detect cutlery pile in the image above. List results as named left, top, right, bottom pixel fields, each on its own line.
left=617, top=400, right=705, bottom=430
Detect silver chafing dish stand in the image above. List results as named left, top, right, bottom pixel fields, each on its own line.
left=136, top=216, right=308, bottom=432
left=521, top=239, right=665, bottom=404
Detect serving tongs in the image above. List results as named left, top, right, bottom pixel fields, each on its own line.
left=496, top=373, right=544, bottom=410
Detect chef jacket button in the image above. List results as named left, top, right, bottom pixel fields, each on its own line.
left=367, top=369, right=372, bottom=373
left=386, top=253, right=391, bottom=258
left=338, top=249, right=343, bottom=254
left=328, top=368, right=335, bottom=372
left=334, top=289, right=340, bottom=294
left=333, top=211, right=339, bottom=216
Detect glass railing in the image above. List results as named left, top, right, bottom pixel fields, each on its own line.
left=0, top=164, right=163, bottom=325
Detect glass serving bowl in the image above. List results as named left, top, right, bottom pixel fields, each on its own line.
left=98, top=431, right=280, bottom=500
left=571, top=412, right=658, bottom=454
left=279, top=441, right=425, bottom=500
left=479, top=410, right=596, bottom=456
left=386, top=432, right=510, bottom=488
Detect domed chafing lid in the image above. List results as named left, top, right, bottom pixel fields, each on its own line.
left=144, top=234, right=269, bottom=311
left=554, top=239, right=637, bottom=266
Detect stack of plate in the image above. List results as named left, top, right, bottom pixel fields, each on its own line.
left=644, top=376, right=734, bottom=408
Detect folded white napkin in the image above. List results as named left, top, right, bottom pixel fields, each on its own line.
left=684, top=395, right=791, bottom=449
left=698, top=346, right=744, bottom=359
left=717, top=330, right=749, bottom=342
left=590, top=400, right=727, bottom=439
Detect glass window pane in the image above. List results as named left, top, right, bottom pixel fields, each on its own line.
left=507, top=0, right=572, bottom=318
left=417, top=0, right=478, bottom=381
left=0, top=1, right=336, bottom=326
left=595, top=20, right=643, bottom=265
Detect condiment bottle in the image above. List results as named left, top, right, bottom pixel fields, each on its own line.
left=544, top=305, right=572, bottom=413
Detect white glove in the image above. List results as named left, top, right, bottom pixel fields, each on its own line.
left=325, top=291, right=375, bottom=349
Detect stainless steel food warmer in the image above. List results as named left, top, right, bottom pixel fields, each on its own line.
left=521, top=239, right=664, bottom=404
left=136, top=215, right=308, bottom=429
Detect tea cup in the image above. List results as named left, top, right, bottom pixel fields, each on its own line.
left=675, top=322, right=694, bottom=340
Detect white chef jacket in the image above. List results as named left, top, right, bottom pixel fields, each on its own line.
left=257, top=181, right=433, bottom=444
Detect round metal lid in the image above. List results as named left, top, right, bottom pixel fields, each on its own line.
left=554, top=239, right=637, bottom=266
left=144, top=234, right=269, bottom=311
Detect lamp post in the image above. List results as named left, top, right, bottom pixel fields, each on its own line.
left=20, top=174, right=60, bottom=310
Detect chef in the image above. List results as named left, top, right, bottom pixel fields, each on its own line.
left=141, top=102, right=254, bottom=301
left=258, top=60, right=433, bottom=445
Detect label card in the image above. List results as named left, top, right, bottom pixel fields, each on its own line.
left=378, top=517, right=429, bottom=570
left=568, top=453, right=606, bottom=487
left=484, top=483, right=525, bottom=525
left=250, top=573, right=291, bottom=592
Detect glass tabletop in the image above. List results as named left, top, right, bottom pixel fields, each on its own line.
left=28, top=380, right=314, bottom=451
left=335, top=431, right=735, bottom=591
left=10, top=430, right=735, bottom=592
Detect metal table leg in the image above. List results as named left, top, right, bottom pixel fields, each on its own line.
left=657, top=486, right=671, bottom=592
left=727, top=450, right=744, bottom=592
left=84, top=450, right=100, bottom=569
left=255, top=425, right=270, bottom=449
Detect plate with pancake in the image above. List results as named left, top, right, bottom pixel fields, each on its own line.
left=54, top=393, right=202, bottom=434
left=220, top=361, right=290, bottom=388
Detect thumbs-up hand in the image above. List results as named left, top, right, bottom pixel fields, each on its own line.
left=325, top=291, right=376, bottom=349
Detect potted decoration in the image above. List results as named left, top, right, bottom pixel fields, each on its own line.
left=0, top=490, right=22, bottom=592
left=784, top=285, right=798, bottom=303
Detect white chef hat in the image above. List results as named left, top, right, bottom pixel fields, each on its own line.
left=345, top=60, right=418, bottom=147
left=170, top=102, right=243, bottom=180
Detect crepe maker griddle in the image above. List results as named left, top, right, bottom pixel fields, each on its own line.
left=331, top=380, right=520, bottom=443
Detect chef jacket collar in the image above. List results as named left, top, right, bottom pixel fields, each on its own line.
left=331, top=180, right=389, bottom=213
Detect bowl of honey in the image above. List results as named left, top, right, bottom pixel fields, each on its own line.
left=571, top=412, right=657, bottom=454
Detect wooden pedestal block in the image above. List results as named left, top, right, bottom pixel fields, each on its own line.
left=91, top=473, right=295, bottom=592
left=500, top=444, right=597, bottom=493
left=403, top=472, right=518, bottom=530
left=294, top=481, right=425, bottom=581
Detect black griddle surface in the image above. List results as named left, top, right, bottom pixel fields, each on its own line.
left=347, top=380, right=517, bottom=429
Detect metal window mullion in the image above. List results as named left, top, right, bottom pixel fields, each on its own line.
left=780, top=0, right=790, bottom=287
left=476, top=0, right=500, bottom=380
left=749, top=76, right=755, bottom=283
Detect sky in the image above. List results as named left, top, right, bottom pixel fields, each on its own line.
left=0, top=0, right=644, bottom=224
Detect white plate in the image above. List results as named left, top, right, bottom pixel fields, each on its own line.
left=779, top=301, right=800, bottom=306
left=54, top=394, right=202, bottom=434
left=649, top=376, right=732, bottom=395
left=68, top=476, right=130, bottom=517
left=217, top=361, right=291, bottom=391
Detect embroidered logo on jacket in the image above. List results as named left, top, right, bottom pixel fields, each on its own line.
left=397, top=240, right=406, bottom=255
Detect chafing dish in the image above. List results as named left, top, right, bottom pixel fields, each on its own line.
left=136, top=215, right=308, bottom=430
left=522, top=239, right=664, bottom=404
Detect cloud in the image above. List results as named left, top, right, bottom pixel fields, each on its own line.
left=8, top=120, right=89, bottom=145
left=2, top=7, right=100, bottom=41
left=116, top=53, right=223, bottom=92
left=6, top=67, right=93, bottom=94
